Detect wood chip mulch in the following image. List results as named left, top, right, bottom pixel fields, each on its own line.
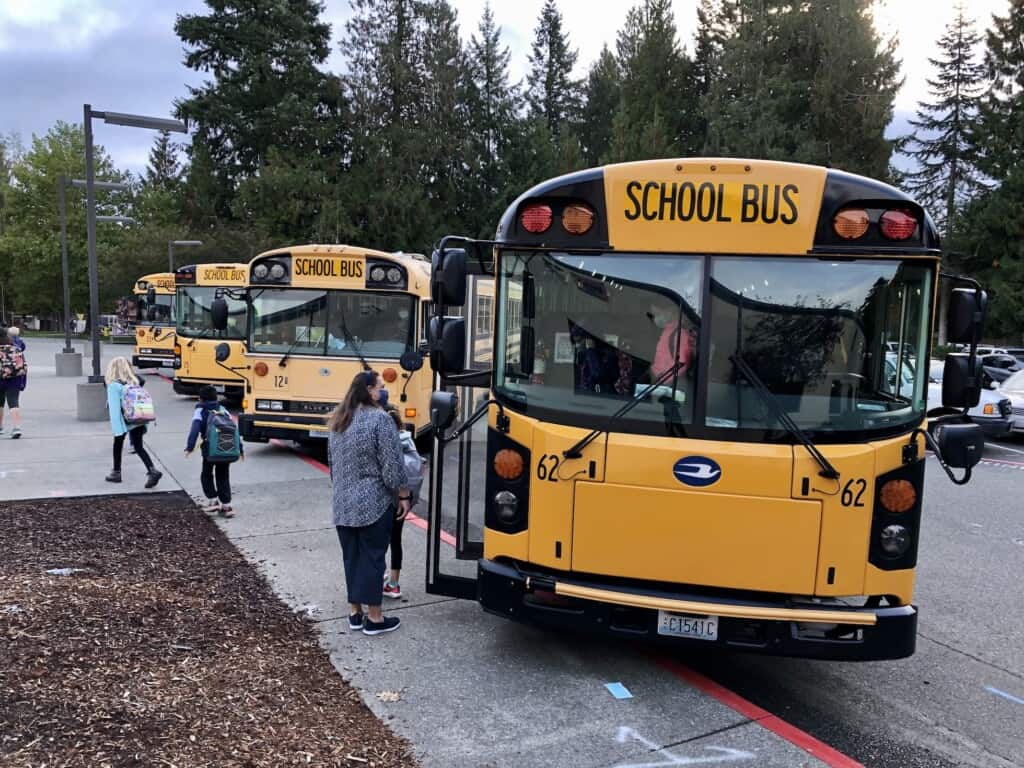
left=0, top=492, right=418, bottom=767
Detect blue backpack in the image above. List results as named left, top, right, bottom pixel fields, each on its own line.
left=205, top=407, right=241, bottom=463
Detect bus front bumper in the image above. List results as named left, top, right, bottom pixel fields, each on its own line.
left=239, top=413, right=328, bottom=443
left=478, top=560, right=917, bottom=661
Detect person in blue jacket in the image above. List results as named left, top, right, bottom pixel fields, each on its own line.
left=185, top=385, right=243, bottom=517
left=104, top=356, right=162, bottom=487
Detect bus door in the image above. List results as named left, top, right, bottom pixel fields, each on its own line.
left=425, top=272, right=494, bottom=599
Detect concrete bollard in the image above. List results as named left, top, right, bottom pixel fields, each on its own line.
left=55, top=351, right=83, bottom=377
left=76, top=381, right=108, bottom=421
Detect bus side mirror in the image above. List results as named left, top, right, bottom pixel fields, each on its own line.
left=214, top=342, right=231, bottom=363
left=947, top=288, right=987, bottom=344
left=933, top=422, right=984, bottom=470
left=431, top=248, right=467, bottom=306
left=942, top=354, right=980, bottom=408
left=210, top=298, right=228, bottom=331
left=428, top=316, right=466, bottom=376
left=430, top=391, right=459, bottom=431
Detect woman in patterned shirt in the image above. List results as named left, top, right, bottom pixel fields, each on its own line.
left=328, top=370, right=410, bottom=636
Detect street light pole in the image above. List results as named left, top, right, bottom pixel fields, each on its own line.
left=58, top=175, right=72, bottom=353
left=84, top=104, right=101, bottom=383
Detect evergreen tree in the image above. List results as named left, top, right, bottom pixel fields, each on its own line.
left=465, top=2, right=522, bottom=235
left=144, top=131, right=182, bottom=191
left=526, top=0, right=580, bottom=136
left=608, top=0, right=698, bottom=162
left=955, top=1, right=1024, bottom=340
left=693, top=0, right=734, bottom=152
left=579, top=45, right=620, bottom=165
left=705, top=0, right=901, bottom=178
left=900, top=7, right=986, bottom=234
left=174, top=0, right=344, bottom=231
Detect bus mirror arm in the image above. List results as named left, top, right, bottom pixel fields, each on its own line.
left=438, top=398, right=509, bottom=443
left=909, top=427, right=974, bottom=485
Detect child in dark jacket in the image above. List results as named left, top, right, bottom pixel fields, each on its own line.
left=185, top=385, right=243, bottom=517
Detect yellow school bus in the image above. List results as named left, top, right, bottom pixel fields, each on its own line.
left=425, top=158, right=987, bottom=660
left=132, top=272, right=176, bottom=369
left=172, top=263, right=248, bottom=399
left=236, top=244, right=433, bottom=444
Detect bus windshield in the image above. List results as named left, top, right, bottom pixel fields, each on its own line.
left=250, top=288, right=415, bottom=359
left=137, top=294, right=173, bottom=325
left=176, top=287, right=246, bottom=339
left=496, top=252, right=932, bottom=440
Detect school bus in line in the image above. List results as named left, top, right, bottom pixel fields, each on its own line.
left=424, top=158, right=987, bottom=660
left=132, top=272, right=176, bottom=370
left=172, top=263, right=248, bottom=400
left=213, top=244, right=434, bottom=445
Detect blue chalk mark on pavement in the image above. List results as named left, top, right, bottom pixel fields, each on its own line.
left=985, top=686, right=1024, bottom=705
left=605, top=682, right=633, bottom=700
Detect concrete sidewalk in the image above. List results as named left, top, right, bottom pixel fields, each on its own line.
left=2, top=337, right=835, bottom=768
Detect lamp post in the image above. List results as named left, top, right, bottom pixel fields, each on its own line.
left=169, top=240, right=203, bottom=272
left=77, top=104, right=186, bottom=421
left=56, top=176, right=132, bottom=376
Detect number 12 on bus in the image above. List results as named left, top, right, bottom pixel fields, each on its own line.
left=424, top=158, right=987, bottom=661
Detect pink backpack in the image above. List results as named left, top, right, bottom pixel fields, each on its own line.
left=121, top=384, right=156, bottom=425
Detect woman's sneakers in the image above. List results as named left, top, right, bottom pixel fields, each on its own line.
left=383, top=581, right=402, bottom=599
left=105, top=470, right=122, bottom=483
left=362, top=616, right=401, bottom=636
left=10, top=427, right=21, bottom=439
left=144, top=469, right=163, bottom=489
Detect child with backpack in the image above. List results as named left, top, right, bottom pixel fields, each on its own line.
left=185, top=385, right=243, bottom=517
left=383, top=407, right=426, bottom=599
left=104, top=357, right=162, bottom=487
left=0, top=327, right=27, bottom=439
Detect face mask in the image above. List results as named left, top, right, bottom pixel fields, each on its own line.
left=650, top=310, right=669, bottom=329
left=378, top=388, right=389, bottom=407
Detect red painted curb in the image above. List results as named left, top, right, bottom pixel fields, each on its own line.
left=279, top=439, right=861, bottom=767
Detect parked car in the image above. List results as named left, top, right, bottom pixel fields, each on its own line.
left=982, top=353, right=1022, bottom=372
left=1005, top=347, right=1024, bottom=365
left=928, top=359, right=1012, bottom=439
left=995, top=370, right=1024, bottom=436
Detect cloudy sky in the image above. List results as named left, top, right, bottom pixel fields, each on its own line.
left=0, top=0, right=1011, bottom=175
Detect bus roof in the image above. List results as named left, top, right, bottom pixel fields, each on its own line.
left=175, top=263, right=248, bottom=287
left=250, top=243, right=431, bottom=285
left=133, top=272, right=175, bottom=294
left=495, top=158, right=940, bottom=257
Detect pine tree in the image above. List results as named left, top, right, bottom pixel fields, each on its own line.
left=174, top=0, right=342, bottom=228
left=465, top=2, right=522, bottom=235
left=693, top=0, right=734, bottom=152
left=900, top=8, right=986, bottom=235
left=526, top=0, right=580, bottom=136
left=579, top=45, right=620, bottom=165
left=144, top=131, right=182, bottom=191
left=704, top=0, right=901, bottom=178
left=975, top=0, right=1024, bottom=181
left=608, top=0, right=698, bottom=162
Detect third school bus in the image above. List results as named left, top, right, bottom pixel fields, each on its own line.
left=132, top=272, right=176, bottom=369
left=230, top=244, right=434, bottom=443
left=172, top=263, right=248, bottom=399
left=425, top=158, right=987, bottom=660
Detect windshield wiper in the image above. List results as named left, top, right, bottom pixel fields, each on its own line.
left=337, top=305, right=370, bottom=371
left=563, top=360, right=685, bottom=460
left=279, top=309, right=315, bottom=367
left=730, top=354, right=839, bottom=479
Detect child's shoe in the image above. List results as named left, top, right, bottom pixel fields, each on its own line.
left=145, top=469, right=162, bottom=488
left=218, top=504, right=235, bottom=518
left=200, top=499, right=221, bottom=514
left=383, top=581, right=402, bottom=599
left=105, top=470, right=122, bottom=483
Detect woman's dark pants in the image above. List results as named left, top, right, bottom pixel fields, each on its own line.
left=336, top=510, right=393, bottom=606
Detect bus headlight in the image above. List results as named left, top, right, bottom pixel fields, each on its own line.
left=493, top=491, right=519, bottom=523
left=879, top=524, right=911, bottom=556
left=256, top=399, right=285, bottom=411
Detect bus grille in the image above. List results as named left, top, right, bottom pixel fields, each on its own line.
left=292, top=401, right=336, bottom=415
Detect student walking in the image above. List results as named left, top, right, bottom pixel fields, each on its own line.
left=383, top=407, right=426, bottom=599
left=185, top=385, right=243, bottom=517
left=104, top=357, right=162, bottom=488
left=328, top=370, right=410, bottom=636
left=0, top=327, right=26, bottom=439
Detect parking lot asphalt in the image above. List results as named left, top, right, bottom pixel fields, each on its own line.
left=3, top=337, right=1022, bottom=767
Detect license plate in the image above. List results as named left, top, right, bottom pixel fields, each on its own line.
left=308, top=430, right=327, bottom=439
left=657, top=611, right=718, bottom=641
